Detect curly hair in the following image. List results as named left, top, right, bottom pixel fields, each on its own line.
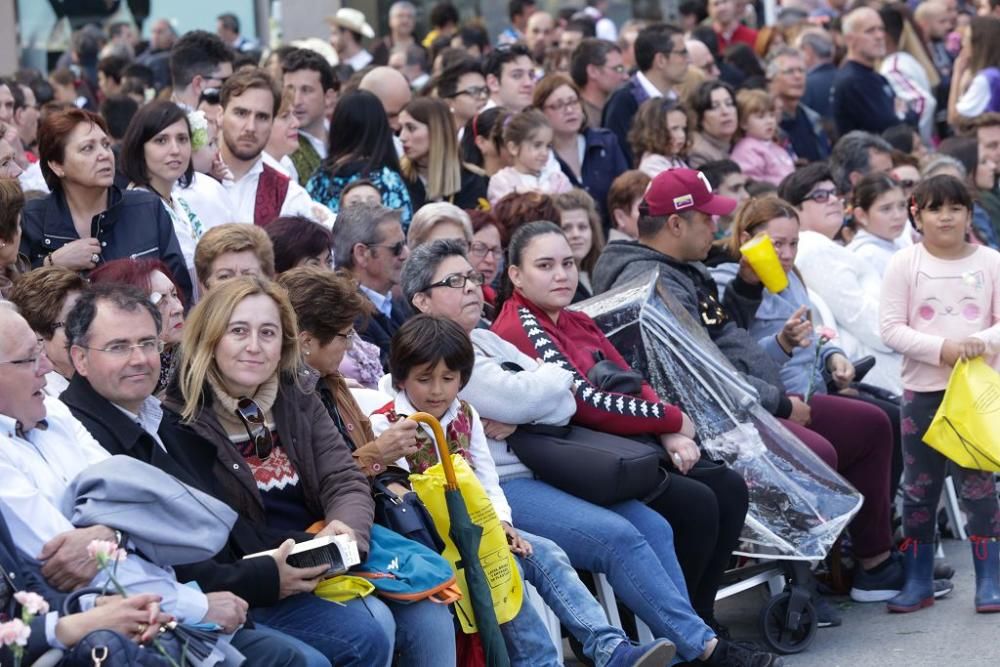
left=491, top=191, right=560, bottom=245
left=628, top=97, right=689, bottom=162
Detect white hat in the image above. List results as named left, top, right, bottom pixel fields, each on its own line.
left=327, top=8, right=375, bottom=40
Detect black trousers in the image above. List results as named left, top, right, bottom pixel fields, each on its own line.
left=645, top=457, right=749, bottom=622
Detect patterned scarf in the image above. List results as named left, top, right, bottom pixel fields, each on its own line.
left=290, top=135, right=322, bottom=184
left=373, top=400, right=475, bottom=474
left=516, top=306, right=667, bottom=420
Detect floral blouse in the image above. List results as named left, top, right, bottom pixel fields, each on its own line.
left=306, top=163, right=414, bottom=230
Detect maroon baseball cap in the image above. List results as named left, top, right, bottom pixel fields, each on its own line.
left=641, top=168, right=738, bottom=217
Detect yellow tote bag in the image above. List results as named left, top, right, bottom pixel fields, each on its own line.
left=924, top=357, right=1000, bottom=472
left=409, top=455, right=523, bottom=633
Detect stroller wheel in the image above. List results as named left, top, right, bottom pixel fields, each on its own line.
left=758, top=590, right=818, bottom=654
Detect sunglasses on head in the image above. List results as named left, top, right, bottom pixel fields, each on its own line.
left=236, top=397, right=274, bottom=461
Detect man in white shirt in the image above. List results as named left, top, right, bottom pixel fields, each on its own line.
left=0, top=304, right=243, bottom=629
left=483, top=43, right=537, bottom=112
left=327, top=8, right=375, bottom=72
left=219, top=69, right=334, bottom=228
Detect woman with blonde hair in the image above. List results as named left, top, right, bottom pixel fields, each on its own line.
left=553, top=189, right=605, bottom=302
left=161, top=276, right=455, bottom=665
left=406, top=202, right=473, bottom=248
left=628, top=98, right=690, bottom=178
left=399, top=97, right=488, bottom=211
left=264, top=88, right=303, bottom=183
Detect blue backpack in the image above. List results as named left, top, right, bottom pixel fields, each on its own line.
left=355, top=525, right=462, bottom=604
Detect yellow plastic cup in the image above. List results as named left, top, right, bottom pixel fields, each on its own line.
left=740, top=233, right=789, bottom=293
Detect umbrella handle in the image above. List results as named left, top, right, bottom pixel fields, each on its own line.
left=408, top=412, right=459, bottom=490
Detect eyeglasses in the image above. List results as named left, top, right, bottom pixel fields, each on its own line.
left=777, top=66, right=806, bottom=76
left=449, top=86, right=489, bottom=99
left=332, top=328, right=359, bottom=344
left=235, top=397, right=274, bottom=461
left=423, top=271, right=486, bottom=291
left=670, top=48, right=689, bottom=57
left=601, top=64, right=627, bottom=74
left=802, top=188, right=840, bottom=204
left=76, top=338, right=165, bottom=357
left=365, top=240, right=407, bottom=257
left=468, top=241, right=503, bottom=260
left=0, top=339, right=46, bottom=373
left=895, top=178, right=917, bottom=190
left=544, top=97, right=581, bottom=113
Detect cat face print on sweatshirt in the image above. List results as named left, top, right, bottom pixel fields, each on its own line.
left=915, top=270, right=985, bottom=324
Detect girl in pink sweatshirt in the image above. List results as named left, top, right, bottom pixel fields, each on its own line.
left=880, top=174, right=1000, bottom=615
left=729, top=89, right=795, bottom=186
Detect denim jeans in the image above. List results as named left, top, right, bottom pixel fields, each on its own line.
left=502, top=530, right=628, bottom=667
left=250, top=624, right=331, bottom=667
left=383, top=597, right=457, bottom=667
left=252, top=594, right=391, bottom=666
left=502, top=478, right=715, bottom=662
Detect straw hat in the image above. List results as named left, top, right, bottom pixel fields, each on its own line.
left=327, top=8, right=375, bottom=40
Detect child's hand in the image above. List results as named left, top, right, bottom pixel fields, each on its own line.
left=502, top=522, right=532, bottom=557
left=941, top=337, right=986, bottom=366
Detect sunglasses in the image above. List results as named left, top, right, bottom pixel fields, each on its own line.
left=366, top=240, right=407, bottom=257
left=236, top=397, right=274, bottom=461
left=802, top=188, right=839, bottom=204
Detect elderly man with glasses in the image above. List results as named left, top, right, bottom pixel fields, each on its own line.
left=333, top=202, right=412, bottom=370
left=766, top=46, right=831, bottom=163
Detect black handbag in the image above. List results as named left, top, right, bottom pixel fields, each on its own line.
left=373, top=474, right=446, bottom=553
left=586, top=351, right=646, bottom=395
left=506, top=423, right=669, bottom=506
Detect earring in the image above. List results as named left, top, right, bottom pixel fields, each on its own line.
left=304, top=349, right=310, bottom=356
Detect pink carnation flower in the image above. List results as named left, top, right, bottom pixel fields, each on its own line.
left=87, top=539, right=127, bottom=565
left=815, top=326, right=838, bottom=343
left=0, top=619, right=31, bottom=647
left=13, top=591, right=49, bottom=616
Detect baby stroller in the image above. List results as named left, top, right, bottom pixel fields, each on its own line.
left=573, top=271, right=863, bottom=654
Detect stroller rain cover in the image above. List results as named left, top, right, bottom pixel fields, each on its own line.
left=573, top=270, right=862, bottom=560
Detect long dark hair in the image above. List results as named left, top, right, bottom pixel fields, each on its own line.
left=323, top=90, right=401, bottom=177
left=120, top=100, right=194, bottom=194
left=460, top=107, right=509, bottom=167
left=495, top=220, right=566, bottom=313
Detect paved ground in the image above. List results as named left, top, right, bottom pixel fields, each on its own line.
left=714, top=539, right=998, bottom=666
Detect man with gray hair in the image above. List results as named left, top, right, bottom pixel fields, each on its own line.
left=767, top=46, right=830, bottom=162
left=333, top=203, right=411, bottom=368
left=829, top=130, right=894, bottom=197
left=372, top=1, right=421, bottom=66
left=797, top=29, right=836, bottom=119
left=831, top=6, right=917, bottom=136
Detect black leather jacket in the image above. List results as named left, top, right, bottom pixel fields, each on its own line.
left=19, top=184, right=192, bottom=302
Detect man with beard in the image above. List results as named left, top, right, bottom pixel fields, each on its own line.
left=219, top=69, right=333, bottom=227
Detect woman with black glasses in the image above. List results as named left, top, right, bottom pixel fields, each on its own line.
left=162, top=276, right=454, bottom=666
left=534, top=73, right=628, bottom=230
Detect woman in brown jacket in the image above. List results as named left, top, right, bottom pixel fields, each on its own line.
left=163, top=275, right=454, bottom=667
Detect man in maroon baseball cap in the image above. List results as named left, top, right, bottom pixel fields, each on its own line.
left=592, top=168, right=795, bottom=426
left=639, top=168, right=739, bottom=219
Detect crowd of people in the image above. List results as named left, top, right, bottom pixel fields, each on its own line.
left=1, top=0, right=1000, bottom=665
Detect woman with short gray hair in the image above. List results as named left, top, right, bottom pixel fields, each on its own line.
left=405, top=203, right=473, bottom=249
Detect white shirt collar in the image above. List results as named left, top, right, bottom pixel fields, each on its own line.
left=636, top=71, right=666, bottom=100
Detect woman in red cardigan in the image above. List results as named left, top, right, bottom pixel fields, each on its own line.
left=491, top=220, right=749, bottom=632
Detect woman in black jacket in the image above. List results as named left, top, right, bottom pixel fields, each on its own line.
left=19, top=108, right=192, bottom=302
